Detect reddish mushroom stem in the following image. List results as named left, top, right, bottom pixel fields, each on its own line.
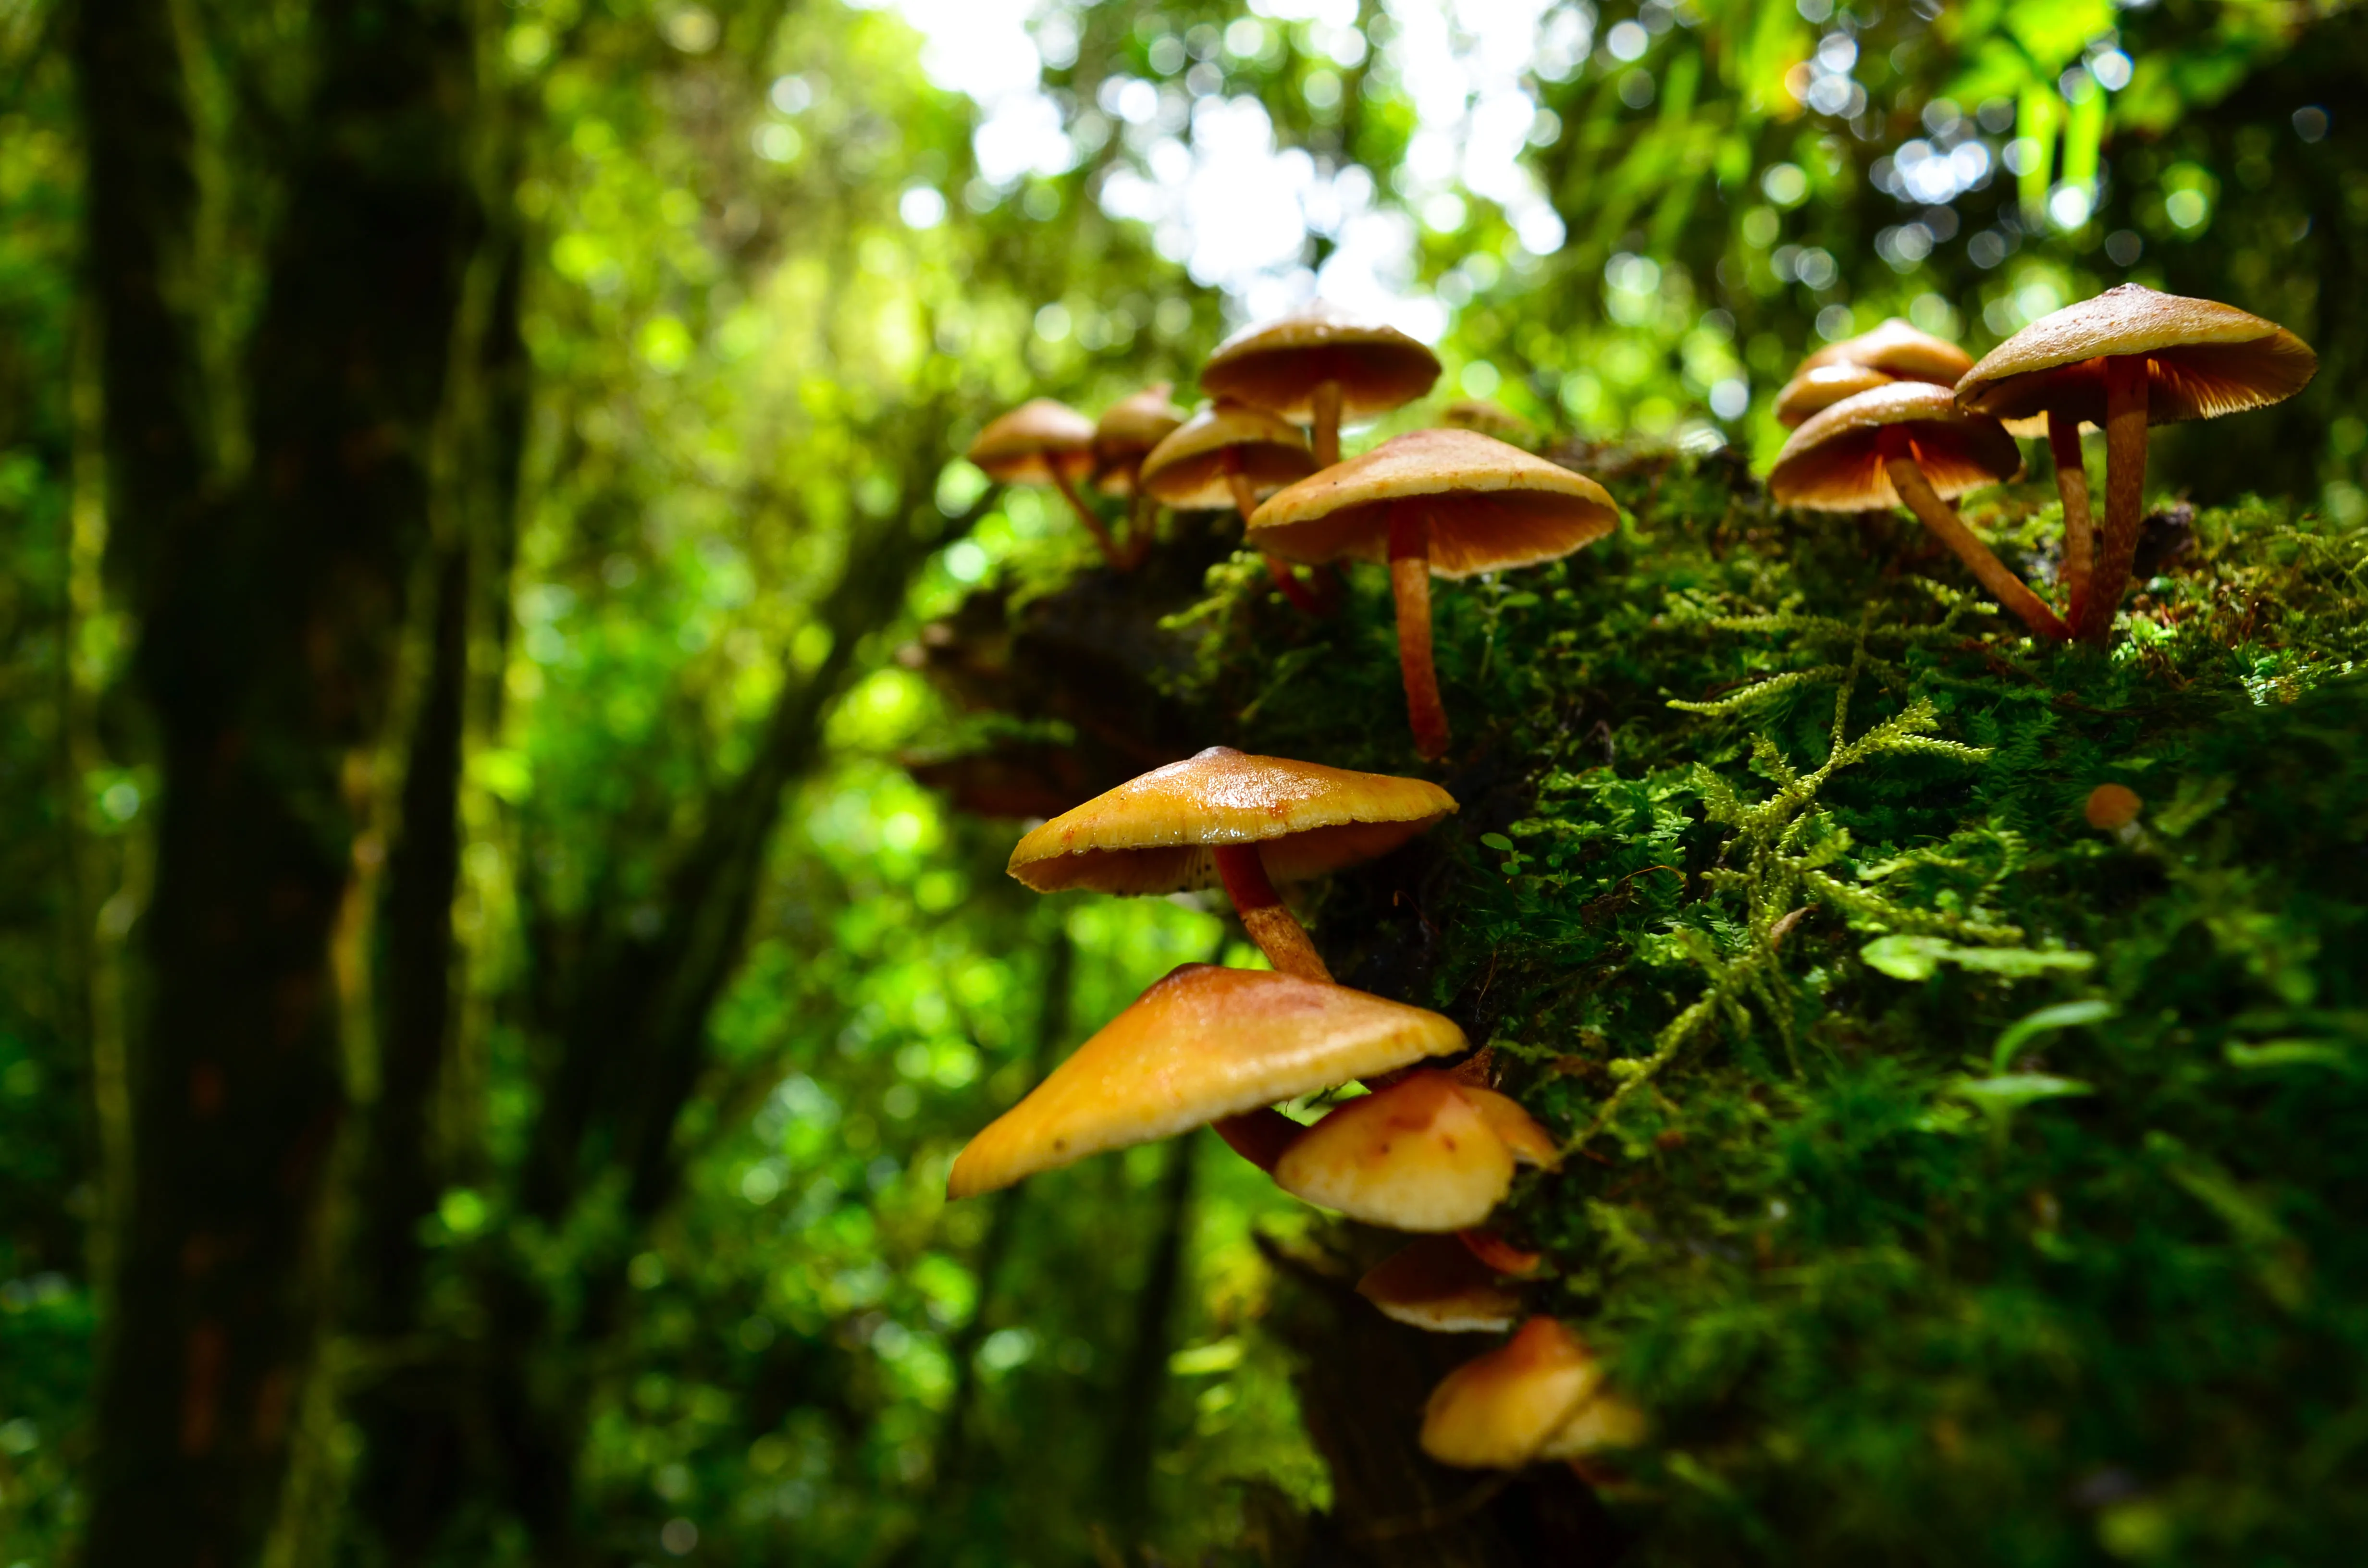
left=1310, top=378, right=1344, bottom=468
left=1225, top=462, right=1326, bottom=615
left=1049, top=466, right=1131, bottom=571
left=1389, top=502, right=1453, bottom=759
left=1125, top=490, right=1159, bottom=568
left=1213, top=1108, right=1303, bottom=1172
left=1875, top=430, right=2069, bottom=642
left=2081, top=353, right=2151, bottom=644
left=2047, top=408, right=2094, bottom=622
left=1210, top=844, right=1332, bottom=983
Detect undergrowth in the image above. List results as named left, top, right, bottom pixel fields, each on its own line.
left=1171, top=451, right=2368, bottom=1567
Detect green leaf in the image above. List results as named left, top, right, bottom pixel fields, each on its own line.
left=1991, top=998, right=2118, bottom=1073
left=1950, top=1074, right=2095, bottom=1111
left=1862, top=935, right=2095, bottom=982
left=1480, top=833, right=1517, bottom=853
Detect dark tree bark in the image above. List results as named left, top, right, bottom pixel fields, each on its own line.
left=76, top=1, right=481, bottom=1562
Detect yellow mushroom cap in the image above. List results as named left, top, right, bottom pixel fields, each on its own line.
left=947, top=965, right=1464, bottom=1198
left=1799, top=317, right=1974, bottom=384
left=967, top=398, right=1097, bottom=485
left=1093, top=384, right=1189, bottom=495
left=1272, top=1070, right=1516, bottom=1232
left=1775, top=362, right=1895, bottom=429
left=1421, top=1317, right=1647, bottom=1469
left=1357, top=1235, right=1523, bottom=1334
left=1007, top=745, right=1457, bottom=896
left=1955, top=283, right=2318, bottom=427
left=1767, top=381, right=2021, bottom=512
left=1137, top=400, right=1318, bottom=510
left=1246, top=429, right=1618, bottom=577
left=1460, top=1086, right=1558, bottom=1166
left=1200, top=302, right=1442, bottom=421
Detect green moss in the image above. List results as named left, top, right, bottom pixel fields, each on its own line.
left=1175, top=455, right=2368, bottom=1566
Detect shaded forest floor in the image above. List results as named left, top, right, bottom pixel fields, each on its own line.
left=921, top=446, right=2368, bottom=1567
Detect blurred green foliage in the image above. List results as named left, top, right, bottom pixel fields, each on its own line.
left=1, top=0, right=2364, bottom=1563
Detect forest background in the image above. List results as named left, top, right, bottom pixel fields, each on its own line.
left=0, top=0, right=2361, bottom=1565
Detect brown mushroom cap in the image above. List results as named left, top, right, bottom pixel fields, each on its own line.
left=1137, top=400, right=1319, bottom=510
left=947, top=965, right=1463, bottom=1198
left=1955, top=283, right=2318, bottom=427
left=1007, top=745, right=1456, bottom=896
left=1357, top=1236, right=1523, bottom=1334
left=1271, top=1070, right=1516, bottom=1232
left=967, top=398, right=1097, bottom=485
left=1093, top=384, right=1189, bottom=495
left=1775, top=362, right=1895, bottom=429
left=1767, top=381, right=2021, bottom=512
left=1201, top=302, right=1442, bottom=421
left=1421, top=1317, right=1648, bottom=1469
left=1246, top=429, right=1618, bottom=577
left=1800, top=317, right=1974, bottom=384
left=1442, top=398, right=1541, bottom=445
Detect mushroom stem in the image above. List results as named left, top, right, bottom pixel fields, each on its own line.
left=1227, top=465, right=1325, bottom=615
left=2047, top=409, right=2094, bottom=621
left=1212, top=1109, right=1303, bottom=1172
left=1389, top=502, right=1452, bottom=759
left=1210, top=844, right=1333, bottom=983
left=1879, top=447, right=2069, bottom=641
left=2081, top=353, right=2151, bottom=644
left=1125, top=490, right=1158, bottom=568
left=1050, top=466, right=1130, bottom=570
left=1310, top=378, right=1344, bottom=468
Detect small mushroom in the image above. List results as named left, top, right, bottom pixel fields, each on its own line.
left=947, top=964, right=1465, bottom=1198
left=1956, top=284, right=2316, bottom=641
left=1774, top=361, right=1894, bottom=429
left=967, top=398, right=1129, bottom=570
left=1201, top=302, right=1442, bottom=467
left=1768, top=382, right=2068, bottom=642
left=2084, top=783, right=2141, bottom=831
left=1140, top=400, right=1328, bottom=612
left=1006, top=746, right=1456, bottom=983
left=1441, top=398, right=1541, bottom=448
left=1092, top=383, right=1187, bottom=566
left=1797, top=316, right=1975, bottom=386
left=1248, top=429, right=1617, bottom=759
left=1419, top=1316, right=1647, bottom=1470
left=1357, top=1235, right=1522, bottom=1334
left=1270, top=1069, right=1554, bottom=1232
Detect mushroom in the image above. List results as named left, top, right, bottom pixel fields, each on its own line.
left=1441, top=398, right=1541, bottom=449
left=1357, top=1235, right=1523, bottom=1334
left=1200, top=301, right=1442, bottom=467
left=946, top=964, right=1464, bottom=1198
left=1419, top=1316, right=1647, bottom=1470
left=1956, top=284, right=2316, bottom=641
left=1006, top=746, right=1455, bottom=984
left=1768, top=382, right=2068, bottom=642
left=1092, top=383, right=1187, bottom=566
left=1270, top=1069, right=1555, bottom=1232
left=1140, top=399, right=1329, bottom=613
left=967, top=398, right=1130, bottom=570
left=1774, top=361, right=1894, bottom=429
left=1248, top=429, right=1617, bottom=760
left=2084, top=783, right=2141, bottom=832
left=1797, top=316, right=1975, bottom=387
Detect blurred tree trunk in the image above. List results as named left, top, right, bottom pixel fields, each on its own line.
left=74, top=0, right=481, bottom=1562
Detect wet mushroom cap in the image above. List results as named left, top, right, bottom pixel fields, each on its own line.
left=1271, top=1070, right=1516, bottom=1232
left=1421, top=1316, right=1648, bottom=1470
left=1137, top=401, right=1319, bottom=510
left=1955, top=283, right=2318, bottom=427
left=1800, top=317, right=1974, bottom=384
left=1775, top=361, right=1894, bottom=428
left=947, top=964, right=1464, bottom=1198
left=1768, top=381, right=2021, bottom=512
left=1092, top=384, right=1189, bottom=495
left=1200, top=302, right=1443, bottom=421
left=1246, top=429, right=1618, bottom=576
left=1007, top=746, right=1457, bottom=895
left=967, top=398, right=1097, bottom=485
left=1357, top=1235, right=1523, bottom=1334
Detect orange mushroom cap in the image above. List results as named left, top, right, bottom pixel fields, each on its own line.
left=1955, top=283, right=2317, bottom=428
left=1136, top=400, right=1317, bottom=510
left=1200, top=302, right=1442, bottom=422
left=1246, top=429, right=1617, bottom=576
left=2084, top=783, right=2143, bottom=831
left=1421, top=1316, right=1648, bottom=1469
left=1767, top=382, right=2021, bottom=512
left=967, top=398, right=1096, bottom=486
left=1357, top=1235, right=1522, bottom=1334
left=1774, top=362, right=1895, bottom=429
left=1006, top=746, right=1456, bottom=897
left=948, top=965, right=1464, bottom=1199
left=1799, top=317, right=1974, bottom=384
left=1093, top=384, right=1189, bottom=495
left=1271, top=1070, right=1518, bottom=1232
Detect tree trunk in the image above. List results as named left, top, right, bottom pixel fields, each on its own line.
left=78, top=1, right=481, bottom=1562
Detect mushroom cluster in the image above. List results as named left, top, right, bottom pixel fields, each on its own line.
left=1765, top=289, right=2314, bottom=643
